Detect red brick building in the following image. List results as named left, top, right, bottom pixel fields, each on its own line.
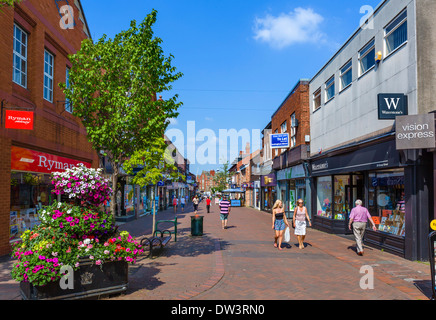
left=265, top=79, right=311, bottom=214
left=0, top=0, right=97, bottom=255
left=197, top=170, right=216, bottom=193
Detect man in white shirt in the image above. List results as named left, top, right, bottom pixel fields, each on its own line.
left=180, top=196, right=186, bottom=212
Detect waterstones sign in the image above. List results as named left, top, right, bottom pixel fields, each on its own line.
left=378, top=94, right=408, bottom=120
left=396, top=114, right=435, bottom=150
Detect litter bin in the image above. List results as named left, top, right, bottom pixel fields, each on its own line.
left=428, top=231, right=436, bottom=300
left=191, top=216, right=203, bottom=236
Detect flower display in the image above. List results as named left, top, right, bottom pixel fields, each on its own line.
left=50, top=164, right=112, bottom=207
left=11, top=166, right=143, bottom=287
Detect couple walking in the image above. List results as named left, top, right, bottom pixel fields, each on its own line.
left=272, top=199, right=311, bottom=250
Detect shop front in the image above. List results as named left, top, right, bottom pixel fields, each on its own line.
left=9, top=146, right=92, bottom=243
left=310, top=138, right=433, bottom=260
left=260, top=173, right=276, bottom=213
left=276, top=164, right=308, bottom=219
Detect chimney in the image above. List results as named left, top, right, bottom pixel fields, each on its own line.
left=245, top=142, right=250, bottom=155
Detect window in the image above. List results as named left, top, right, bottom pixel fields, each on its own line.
left=44, top=50, right=54, bottom=102
left=13, top=24, right=28, bottom=88
left=325, top=76, right=335, bottom=101
left=280, top=120, right=287, bottom=133
left=359, top=39, right=375, bottom=76
left=290, top=113, right=297, bottom=148
left=340, top=60, right=352, bottom=90
left=313, top=88, right=321, bottom=110
left=385, top=9, right=407, bottom=56
left=316, top=176, right=332, bottom=218
left=65, top=67, right=73, bottom=113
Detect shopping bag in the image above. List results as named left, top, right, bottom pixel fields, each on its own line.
left=284, top=227, right=290, bottom=242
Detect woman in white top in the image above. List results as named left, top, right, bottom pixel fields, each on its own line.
left=293, top=199, right=312, bottom=249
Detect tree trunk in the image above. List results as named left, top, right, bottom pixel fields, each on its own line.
left=110, top=164, right=118, bottom=217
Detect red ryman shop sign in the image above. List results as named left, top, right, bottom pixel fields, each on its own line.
left=11, top=146, right=92, bottom=174
left=5, top=110, right=34, bottom=130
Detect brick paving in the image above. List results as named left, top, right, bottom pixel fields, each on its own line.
left=0, top=200, right=433, bottom=300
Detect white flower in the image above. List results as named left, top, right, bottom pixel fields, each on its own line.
left=84, top=238, right=91, bottom=245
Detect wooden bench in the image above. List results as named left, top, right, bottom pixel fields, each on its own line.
left=155, top=217, right=178, bottom=242
left=140, top=230, right=172, bottom=258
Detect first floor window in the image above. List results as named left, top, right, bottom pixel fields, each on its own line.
left=359, top=39, right=375, bottom=75
left=13, top=24, right=28, bottom=88
left=385, top=9, right=407, bottom=55
left=325, top=76, right=335, bottom=101
left=44, top=50, right=54, bottom=102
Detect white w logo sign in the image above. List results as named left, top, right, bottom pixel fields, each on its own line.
left=384, top=98, right=401, bottom=110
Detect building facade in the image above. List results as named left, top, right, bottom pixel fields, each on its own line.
left=308, top=0, right=436, bottom=261
left=0, top=0, right=97, bottom=256
left=271, top=80, right=311, bottom=218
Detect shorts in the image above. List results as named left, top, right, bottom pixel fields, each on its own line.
left=294, top=221, right=307, bottom=236
left=181, top=203, right=185, bottom=208
left=274, top=219, right=286, bottom=231
left=194, top=204, right=198, bottom=210
left=220, top=213, right=229, bottom=220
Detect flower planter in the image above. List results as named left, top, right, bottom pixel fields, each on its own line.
left=20, top=259, right=128, bottom=300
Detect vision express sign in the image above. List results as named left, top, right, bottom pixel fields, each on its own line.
left=396, top=114, right=435, bottom=150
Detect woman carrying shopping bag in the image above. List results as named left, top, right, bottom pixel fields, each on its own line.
left=293, top=199, right=312, bottom=249
left=272, top=200, right=289, bottom=251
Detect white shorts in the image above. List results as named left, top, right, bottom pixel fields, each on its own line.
left=294, top=221, right=307, bottom=236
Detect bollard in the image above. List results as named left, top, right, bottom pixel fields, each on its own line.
left=191, top=216, right=203, bottom=236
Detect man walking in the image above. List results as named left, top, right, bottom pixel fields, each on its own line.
left=180, top=196, right=186, bottom=212
left=348, top=199, right=377, bottom=256
left=219, top=196, right=231, bottom=229
left=206, top=197, right=211, bottom=213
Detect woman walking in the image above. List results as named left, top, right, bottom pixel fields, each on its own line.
left=293, top=199, right=312, bottom=249
left=272, top=200, right=289, bottom=251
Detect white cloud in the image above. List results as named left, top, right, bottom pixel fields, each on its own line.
left=253, top=7, right=325, bottom=49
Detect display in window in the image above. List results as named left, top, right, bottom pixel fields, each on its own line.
left=317, top=177, right=332, bottom=218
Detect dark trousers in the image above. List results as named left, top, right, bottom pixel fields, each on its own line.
left=207, top=205, right=210, bottom=213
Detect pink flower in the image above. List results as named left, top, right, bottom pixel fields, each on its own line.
left=96, top=260, right=102, bottom=265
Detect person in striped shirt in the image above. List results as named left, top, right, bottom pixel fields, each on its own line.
left=219, top=196, right=231, bottom=229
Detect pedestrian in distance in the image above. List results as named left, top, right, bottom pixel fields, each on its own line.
left=219, top=196, right=231, bottom=229
left=348, top=199, right=377, bottom=256
left=193, top=195, right=199, bottom=214
left=293, top=199, right=312, bottom=249
left=180, top=196, right=186, bottom=213
left=272, top=200, right=289, bottom=251
left=206, top=197, right=211, bottom=213
left=172, top=196, right=178, bottom=213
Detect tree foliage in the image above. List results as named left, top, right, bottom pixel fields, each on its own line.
left=213, top=161, right=232, bottom=192
left=60, top=9, right=183, bottom=215
left=0, top=0, right=21, bottom=12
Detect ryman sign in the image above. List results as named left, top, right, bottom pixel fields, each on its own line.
left=396, top=114, right=435, bottom=150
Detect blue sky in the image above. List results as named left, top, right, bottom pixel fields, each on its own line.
left=81, top=0, right=381, bottom=176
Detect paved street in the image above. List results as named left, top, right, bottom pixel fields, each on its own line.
left=0, top=200, right=433, bottom=300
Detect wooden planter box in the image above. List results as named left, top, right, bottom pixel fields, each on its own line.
left=20, top=259, right=128, bottom=300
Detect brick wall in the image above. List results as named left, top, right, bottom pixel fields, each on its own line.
left=0, top=0, right=97, bottom=256
left=271, top=81, right=310, bottom=159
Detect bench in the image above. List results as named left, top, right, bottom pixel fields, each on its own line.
left=140, top=229, right=172, bottom=258
left=155, top=217, right=178, bottom=242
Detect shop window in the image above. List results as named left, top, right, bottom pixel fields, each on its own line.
left=333, top=175, right=350, bottom=220
left=368, top=169, right=405, bottom=237
left=316, top=176, right=332, bottom=218
left=10, top=172, right=54, bottom=243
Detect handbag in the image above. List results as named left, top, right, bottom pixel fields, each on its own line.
left=284, top=226, right=290, bottom=242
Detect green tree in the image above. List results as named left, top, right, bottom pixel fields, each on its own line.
left=0, top=0, right=21, bottom=12
left=213, top=161, right=232, bottom=193
left=60, top=10, right=183, bottom=216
